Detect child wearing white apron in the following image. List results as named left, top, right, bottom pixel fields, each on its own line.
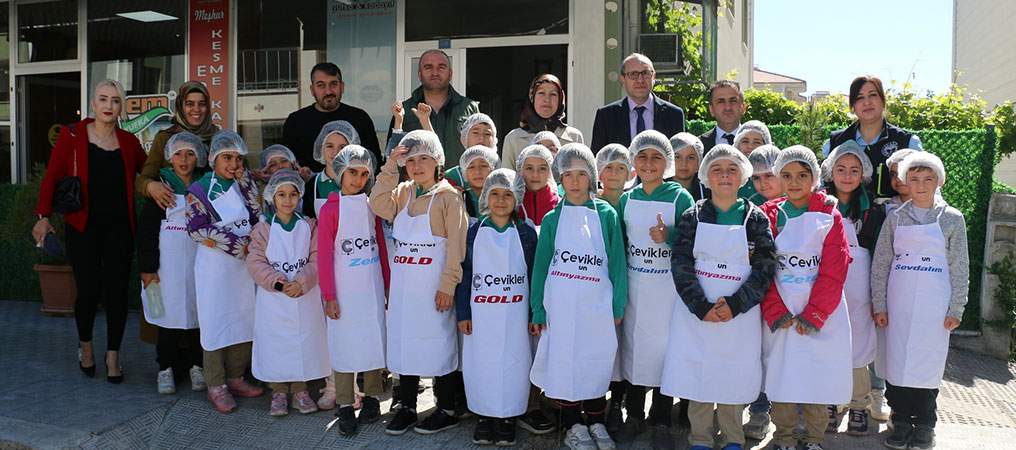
left=318, top=145, right=390, bottom=435
left=445, top=145, right=498, bottom=221
left=303, top=120, right=361, bottom=218
left=185, top=130, right=265, bottom=414
left=871, top=153, right=968, bottom=450
left=663, top=144, right=776, bottom=450
left=758, top=146, right=852, bottom=450
left=668, top=132, right=709, bottom=201
left=529, top=144, right=627, bottom=450
left=138, top=131, right=207, bottom=395
left=369, top=130, right=469, bottom=436
left=454, top=168, right=538, bottom=446
left=514, top=144, right=559, bottom=234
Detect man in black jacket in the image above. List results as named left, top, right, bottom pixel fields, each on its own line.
left=591, top=53, right=685, bottom=153
left=699, top=80, right=747, bottom=155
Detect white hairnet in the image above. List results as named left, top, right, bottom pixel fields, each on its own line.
left=313, top=120, right=361, bottom=165
left=629, top=130, right=675, bottom=179
left=165, top=131, right=208, bottom=168
left=734, top=120, right=772, bottom=147
left=822, top=140, right=873, bottom=183
left=398, top=129, right=445, bottom=167
left=515, top=144, right=554, bottom=173
left=670, top=132, right=704, bottom=160
left=478, top=168, right=525, bottom=217
left=330, top=144, right=377, bottom=194
left=459, top=113, right=498, bottom=148
left=774, top=145, right=822, bottom=190
left=698, top=143, right=752, bottom=189
left=596, top=144, right=634, bottom=181
left=259, top=144, right=296, bottom=168
left=530, top=131, right=561, bottom=149
left=748, top=144, right=781, bottom=174
left=554, top=143, right=598, bottom=194
left=459, top=145, right=500, bottom=172
left=886, top=148, right=919, bottom=168
left=897, top=152, right=946, bottom=186
left=263, top=169, right=305, bottom=205
left=208, top=130, right=248, bottom=166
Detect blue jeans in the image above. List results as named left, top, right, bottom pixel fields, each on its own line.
left=869, top=362, right=886, bottom=391
left=748, top=392, right=771, bottom=414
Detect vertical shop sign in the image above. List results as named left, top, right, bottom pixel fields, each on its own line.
left=326, top=1, right=397, bottom=133
left=189, top=0, right=231, bottom=129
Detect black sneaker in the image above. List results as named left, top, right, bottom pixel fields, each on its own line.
left=616, top=414, right=646, bottom=443
left=826, top=405, right=839, bottom=432
left=384, top=404, right=417, bottom=435
left=494, top=418, right=517, bottom=446
left=358, top=396, right=381, bottom=424
left=845, top=408, right=869, bottom=436
left=884, top=422, right=914, bottom=449
left=413, top=409, right=460, bottom=434
left=473, top=417, right=494, bottom=445
left=518, top=410, right=555, bottom=435
left=909, top=425, right=935, bottom=449
left=454, top=395, right=474, bottom=419
left=336, top=406, right=357, bottom=435
left=676, top=399, right=691, bottom=428
left=605, top=402, right=624, bottom=433
left=650, top=423, right=675, bottom=450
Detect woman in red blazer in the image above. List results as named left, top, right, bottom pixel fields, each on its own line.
left=32, top=79, right=147, bottom=383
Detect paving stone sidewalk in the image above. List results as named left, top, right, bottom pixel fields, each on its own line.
left=1, top=299, right=1016, bottom=449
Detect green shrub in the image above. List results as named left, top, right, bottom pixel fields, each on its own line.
left=742, top=89, right=800, bottom=125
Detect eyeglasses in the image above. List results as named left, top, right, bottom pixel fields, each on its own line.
left=623, top=70, right=655, bottom=80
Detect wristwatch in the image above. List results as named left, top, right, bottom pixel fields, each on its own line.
left=274, top=281, right=285, bottom=291
left=36, top=214, right=49, bottom=220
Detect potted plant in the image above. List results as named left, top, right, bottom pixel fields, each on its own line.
left=1, top=164, right=76, bottom=316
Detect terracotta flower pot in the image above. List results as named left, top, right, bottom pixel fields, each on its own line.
left=34, top=264, right=76, bottom=316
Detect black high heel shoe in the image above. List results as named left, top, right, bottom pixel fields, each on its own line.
left=106, top=351, right=124, bottom=384
left=78, top=347, right=96, bottom=378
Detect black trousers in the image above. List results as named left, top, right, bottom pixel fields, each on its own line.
left=626, top=384, right=674, bottom=426
left=66, top=220, right=133, bottom=351
left=557, top=396, right=608, bottom=429
left=396, top=373, right=456, bottom=411
left=886, top=381, right=938, bottom=427
left=156, top=327, right=202, bottom=371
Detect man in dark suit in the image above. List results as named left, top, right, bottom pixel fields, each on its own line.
left=699, top=80, right=747, bottom=155
left=591, top=53, right=686, bottom=153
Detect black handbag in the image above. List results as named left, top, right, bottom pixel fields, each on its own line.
left=52, top=132, right=82, bottom=214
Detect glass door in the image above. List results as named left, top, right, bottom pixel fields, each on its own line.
left=16, top=71, right=79, bottom=176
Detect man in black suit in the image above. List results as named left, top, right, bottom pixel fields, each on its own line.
left=590, top=53, right=686, bottom=153
left=699, top=80, right=747, bottom=155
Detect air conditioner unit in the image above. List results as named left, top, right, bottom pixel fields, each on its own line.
left=639, top=33, right=683, bottom=72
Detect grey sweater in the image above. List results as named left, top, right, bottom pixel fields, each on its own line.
left=870, top=198, right=969, bottom=319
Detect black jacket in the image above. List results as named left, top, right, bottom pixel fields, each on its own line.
left=591, top=95, right=686, bottom=152
left=698, top=127, right=739, bottom=155
left=828, top=119, right=915, bottom=198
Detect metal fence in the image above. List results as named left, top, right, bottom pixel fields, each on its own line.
left=237, top=48, right=299, bottom=93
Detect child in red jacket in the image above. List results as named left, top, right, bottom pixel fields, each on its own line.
left=759, top=146, right=852, bottom=450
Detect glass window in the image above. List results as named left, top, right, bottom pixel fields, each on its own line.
left=86, top=1, right=186, bottom=153
left=405, top=0, right=567, bottom=41
left=0, top=126, right=9, bottom=183
left=17, top=0, right=78, bottom=63
left=0, top=4, right=10, bottom=121
left=18, top=72, right=80, bottom=173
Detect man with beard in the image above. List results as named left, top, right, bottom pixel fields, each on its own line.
left=699, top=80, right=747, bottom=156
left=387, top=49, right=479, bottom=168
left=283, top=62, right=382, bottom=173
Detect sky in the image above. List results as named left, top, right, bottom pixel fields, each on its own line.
left=753, top=0, right=953, bottom=97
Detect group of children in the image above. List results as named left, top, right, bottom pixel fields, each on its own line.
left=136, top=109, right=967, bottom=450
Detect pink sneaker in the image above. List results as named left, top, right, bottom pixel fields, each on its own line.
left=317, top=385, right=336, bottom=411
left=226, top=377, right=264, bottom=398
left=207, top=384, right=237, bottom=413
left=270, top=392, right=288, bottom=417
left=291, top=390, right=318, bottom=414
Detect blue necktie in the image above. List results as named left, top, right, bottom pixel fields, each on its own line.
left=635, top=106, right=646, bottom=134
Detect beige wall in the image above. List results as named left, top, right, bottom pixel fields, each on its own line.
left=953, top=0, right=1016, bottom=186
left=716, top=0, right=753, bottom=87
left=570, top=0, right=606, bottom=140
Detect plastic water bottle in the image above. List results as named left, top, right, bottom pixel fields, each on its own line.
left=146, top=281, right=165, bottom=319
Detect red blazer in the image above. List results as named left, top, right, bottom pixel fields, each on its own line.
left=759, top=190, right=851, bottom=330
left=34, top=118, right=147, bottom=234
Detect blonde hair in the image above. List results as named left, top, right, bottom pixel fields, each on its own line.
left=92, top=79, right=128, bottom=121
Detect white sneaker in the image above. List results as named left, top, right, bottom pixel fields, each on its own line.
left=157, top=368, right=175, bottom=394
left=189, top=365, right=207, bottom=392
left=867, top=390, right=890, bottom=421
left=588, top=423, right=616, bottom=450
left=564, top=424, right=597, bottom=450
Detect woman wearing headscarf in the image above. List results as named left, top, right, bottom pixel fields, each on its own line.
left=501, top=74, right=583, bottom=171
left=137, top=81, right=219, bottom=210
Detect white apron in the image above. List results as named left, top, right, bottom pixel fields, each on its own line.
left=386, top=194, right=458, bottom=376
left=252, top=218, right=330, bottom=382
left=463, top=219, right=533, bottom=417
left=661, top=204, right=761, bottom=404
left=312, top=172, right=329, bottom=217
left=620, top=197, right=679, bottom=387
left=884, top=206, right=951, bottom=389
left=143, top=194, right=199, bottom=329
left=520, top=203, right=541, bottom=235
left=844, top=217, right=877, bottom=368
left=194, top=181, right=257, bottom=351
left=762, top=209, right=852, bottom=405
left=327, top=194, right=387, bottom=372
left=530, top=204, right=617, bottom=401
